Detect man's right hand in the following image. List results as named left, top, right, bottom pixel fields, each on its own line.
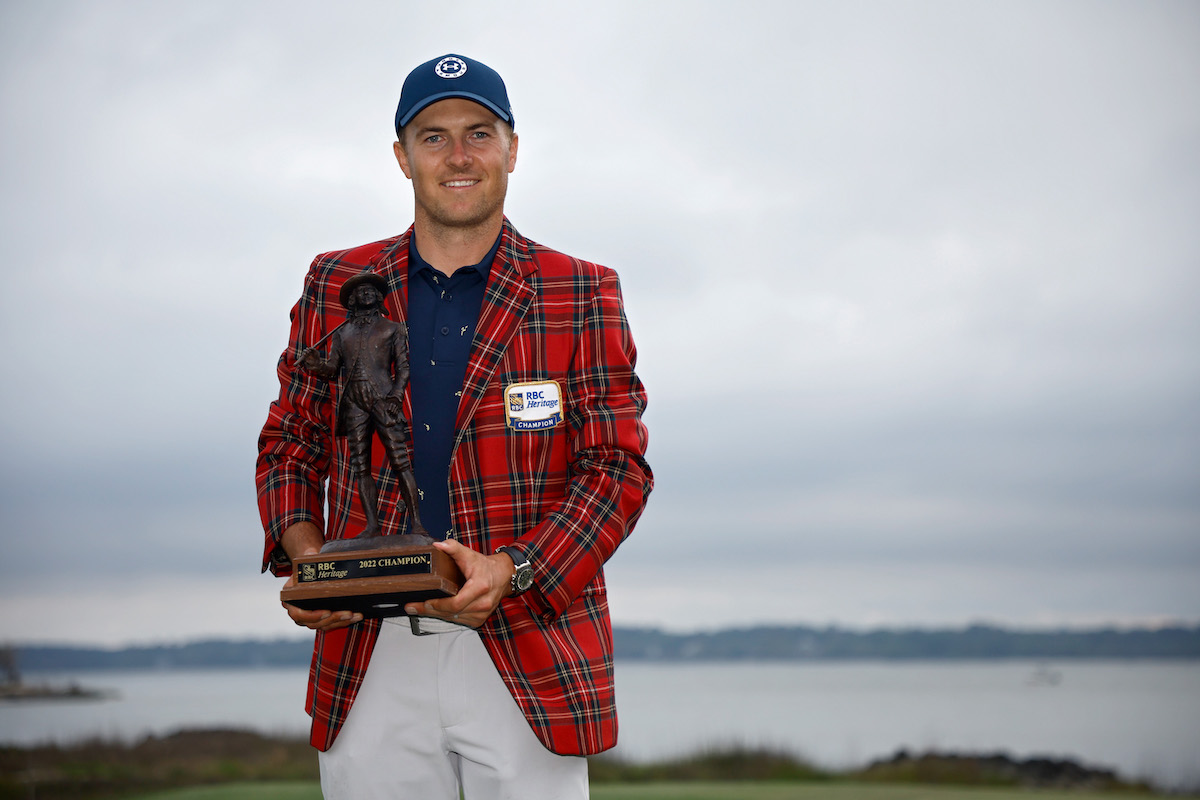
left=280, top=521, right=363, bottom=631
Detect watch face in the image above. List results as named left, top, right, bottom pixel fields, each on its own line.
left=515, top=568, right=534, bottom=592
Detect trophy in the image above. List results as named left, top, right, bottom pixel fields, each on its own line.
left=279, top=271, right=462, bottom=618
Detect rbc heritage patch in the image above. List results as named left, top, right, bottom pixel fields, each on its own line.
left=505, top=381, right=563, bottom=431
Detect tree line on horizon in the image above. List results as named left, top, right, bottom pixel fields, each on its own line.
left=7, top=622, right=1200, bottom=672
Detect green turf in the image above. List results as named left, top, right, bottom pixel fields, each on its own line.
left=124, top=781, right=1188, bottom=800
left=590, top=784, right=1179, bottom=800
left=126, top=783, right=323, bottom=800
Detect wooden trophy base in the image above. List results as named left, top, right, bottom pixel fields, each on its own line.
left=280, top=534, right=462, bottom=619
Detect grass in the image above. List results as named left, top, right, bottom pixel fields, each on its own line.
left=127, top=785, right=320, bottom=800
left=123, top=782, right=1186, bottom=800
left=590, top=788, right=1178, bottom=800
left=3, top=730, right=1191, bottom=800
left=0, top=730, right=317, bottom=800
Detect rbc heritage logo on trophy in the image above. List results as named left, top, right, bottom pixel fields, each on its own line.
left=505, top=381, right=564, bottom=431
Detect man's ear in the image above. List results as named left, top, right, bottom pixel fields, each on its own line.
left=393, top=140, right=413, bottom=179
left=507, top=132, right=519, bottom=174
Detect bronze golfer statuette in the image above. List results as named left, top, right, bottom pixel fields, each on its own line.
left=279, top=271, right=462, bottom=618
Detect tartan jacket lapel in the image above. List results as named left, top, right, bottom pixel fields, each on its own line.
left=455, top=220, right=536, bottom=434
left=368, top=230, right=413, bottom=418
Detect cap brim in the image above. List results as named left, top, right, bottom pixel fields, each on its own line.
left=397, top=91, right=512, bottom=129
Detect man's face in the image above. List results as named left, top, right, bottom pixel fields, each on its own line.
left=394, top=98, right=518, bottom=233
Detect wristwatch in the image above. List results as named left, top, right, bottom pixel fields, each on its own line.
left=495, top=545, right=534, bottom=596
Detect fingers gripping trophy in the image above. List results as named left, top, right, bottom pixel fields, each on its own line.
left=281, top=271, right=462, bottom=617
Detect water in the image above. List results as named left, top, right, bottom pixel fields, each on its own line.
left=0, top=667, right=312, bottom=744
left=609, top=660, right=1200, bottom=789
left=2, top=661, right=1197, bottom=789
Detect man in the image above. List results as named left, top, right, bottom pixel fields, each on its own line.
left=256, top=53, right=652, bottom=799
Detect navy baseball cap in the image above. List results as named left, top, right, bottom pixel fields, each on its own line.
left=395, top=54, right=514, bottom=135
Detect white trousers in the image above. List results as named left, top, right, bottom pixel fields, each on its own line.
left=318, top=617, right=589, bottom=799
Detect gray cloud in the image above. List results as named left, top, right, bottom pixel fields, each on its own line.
left=1, top=0, right=1196, bottom=644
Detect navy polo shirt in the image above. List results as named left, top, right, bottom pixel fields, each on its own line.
left=406, top=234, right=500, bottom=540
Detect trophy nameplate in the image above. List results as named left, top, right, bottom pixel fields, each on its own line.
left=281, top=534, right=463, bottom=618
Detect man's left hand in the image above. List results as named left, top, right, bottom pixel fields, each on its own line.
left=405, top=539, right=515, bottom=628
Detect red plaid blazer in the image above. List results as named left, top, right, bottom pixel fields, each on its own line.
left=256, top=220, right=652, bottom=755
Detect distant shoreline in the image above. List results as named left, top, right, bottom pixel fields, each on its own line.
left=9, top=622, right=1199, bottom=672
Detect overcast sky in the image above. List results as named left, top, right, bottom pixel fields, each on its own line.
left=1, top=1, right=1196, bottom=647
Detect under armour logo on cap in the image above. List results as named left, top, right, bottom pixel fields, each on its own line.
left=434, top=57, right=467, bottom=79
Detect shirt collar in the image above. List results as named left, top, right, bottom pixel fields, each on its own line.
left=408, top=232, right=502, bottom=283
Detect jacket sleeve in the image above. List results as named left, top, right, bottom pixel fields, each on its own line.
left=255, top=269, right=336, bottom=577
left=518, top=269, right=653, bottom=617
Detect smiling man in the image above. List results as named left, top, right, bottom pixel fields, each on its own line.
left=256, top=54, right=653, bottom=799
left=396, top=96, right=516, bottom=236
